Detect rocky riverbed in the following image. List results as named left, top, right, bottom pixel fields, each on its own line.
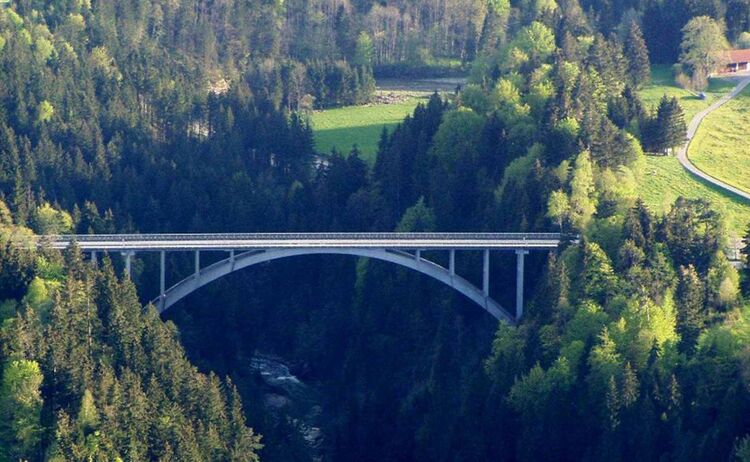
left=250, top=353, right=325, bottom=460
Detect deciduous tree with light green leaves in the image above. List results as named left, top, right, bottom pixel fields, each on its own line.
left=508, top=21, right=556, bottom=68
left=353, top=32, right=374, bottom=67
left=37, top=100, right=54, bottom=123
left=397, top=197, right=436, bottom=232
left=32, top=202, right=73, bottom=235
left=569, top=150, right=597, bottom=230
left=547, top=189, right=569, bottom=231
left=0, top=359, right=44, bottom=461
left=679, top=16, right=730, bottom=90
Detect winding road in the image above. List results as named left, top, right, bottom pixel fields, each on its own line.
left=676, top=75, right=750, bottom=202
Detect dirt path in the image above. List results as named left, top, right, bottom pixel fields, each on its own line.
left=676, top=75, right=750, bottom=202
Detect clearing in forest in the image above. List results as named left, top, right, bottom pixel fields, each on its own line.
left=311, top=95, right=424, bottom=162
left=311, top=77, right=463, bottom=162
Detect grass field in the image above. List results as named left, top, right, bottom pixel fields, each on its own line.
left=311, top=96, right=425, bottom=162
left=639, top=156, right=750, bottom=236
left=638, top=65, right=735, bottom=120
left=688, top=85, right=750, bottom=194
left=637, top=66, right=750, bottom=236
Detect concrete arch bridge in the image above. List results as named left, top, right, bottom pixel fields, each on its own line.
left=40, top=233, right=567, bottom=324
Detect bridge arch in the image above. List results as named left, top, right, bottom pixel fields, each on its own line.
left=151, top=248, right=516, bottom=324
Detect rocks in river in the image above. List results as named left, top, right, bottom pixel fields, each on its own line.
left=250, top=354, right=303, bottom=388
left=250, top=352, right=325, bottom=459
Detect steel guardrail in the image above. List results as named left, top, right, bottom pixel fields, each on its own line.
left=41, top=232, right=567, bottom=241
left=10, top=232, right=575, bottom=252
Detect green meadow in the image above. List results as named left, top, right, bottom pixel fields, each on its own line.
left=639, top=155, right=750, bottom=236
left=638, top=65, right=735, bottom=120
left=311, top=96, right=425, bottom=162
left=689, top=85, right=750, bottom=194
left=637, top=66, right=750, bottom=235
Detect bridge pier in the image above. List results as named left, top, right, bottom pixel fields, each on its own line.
left=122, top=251, right=135, bottom=278
left=91, top=251, right=97, bottom=267
left=516, top=249, right=529, bottom=319
left=449, top=250, right=455, bottom=276
left=160, top=250, right=166, bottom=294
left=483, top=249, right=490, bottom=297
left=194, top=251, right=200, bottom=278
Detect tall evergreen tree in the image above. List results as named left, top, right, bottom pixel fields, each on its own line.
left=676, top=265, right=705, bottom=353
left=624, top=21, right=651, bottom=88
left=656, top=96, right=687, bottom=153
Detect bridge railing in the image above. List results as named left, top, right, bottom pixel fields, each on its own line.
left=40, top=232, right=568, bottom=242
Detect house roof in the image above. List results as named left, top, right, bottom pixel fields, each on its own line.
left=726, top=49, right=750, bottom=63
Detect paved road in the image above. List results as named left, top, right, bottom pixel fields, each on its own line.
left=676, top=76, right=750, bottom=202
left=31, top=232, right=564, bottom=252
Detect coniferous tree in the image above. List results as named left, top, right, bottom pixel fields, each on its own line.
left=463, top=20, right=478, bottom=62
left=742, top=225, right=750, bottom=296
left=656, top=96, right=687, bottom=153
left=582, top=241, right=618, bottom=304
left=676, top=265, right=705, bottom=353
left=624, top=21, right=651, bottom=88
left=621, top=362, right=639, bottom=409
left=606, top=375, right=620, bottom=431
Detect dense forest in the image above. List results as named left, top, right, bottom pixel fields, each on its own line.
left=2, top=0, right=750, bottom=460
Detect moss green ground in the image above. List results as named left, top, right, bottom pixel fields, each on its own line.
left=311, top=96, right=425, bottom=162
left=688, top=85, right=750, bottom=194
left=637, top=66, right=750, bottom=236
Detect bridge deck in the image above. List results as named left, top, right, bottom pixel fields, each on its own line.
left=35, top=232, right=564, bottom=251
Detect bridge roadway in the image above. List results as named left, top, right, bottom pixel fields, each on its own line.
left=32, top=233, right=567, bottom=324
left=39, top=232, right=564, bottom=251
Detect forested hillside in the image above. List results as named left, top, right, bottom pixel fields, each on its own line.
left=2, top=0, right=750, bottom=461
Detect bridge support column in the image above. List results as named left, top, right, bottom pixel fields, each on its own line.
left=159, top=251, right=166, bottom=311
left=415, top=249, right=421, bottom=263
left=91, top=251, right=97, bottom=267
left=194, top=251, right=200, bottom=278
left=229, top=250, right=235, bottom=270
left=483, top=249, right=490, bottom=297
left=515, top=249, right=529, bottom=320
left=160, top=251, right=166, bottom=293
left=449, top=250, right=455, bottom=276
left=122, top=251, right=134, bottom=278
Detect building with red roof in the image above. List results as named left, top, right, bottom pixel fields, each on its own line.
left=720, top=49, right=750, bottom=73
